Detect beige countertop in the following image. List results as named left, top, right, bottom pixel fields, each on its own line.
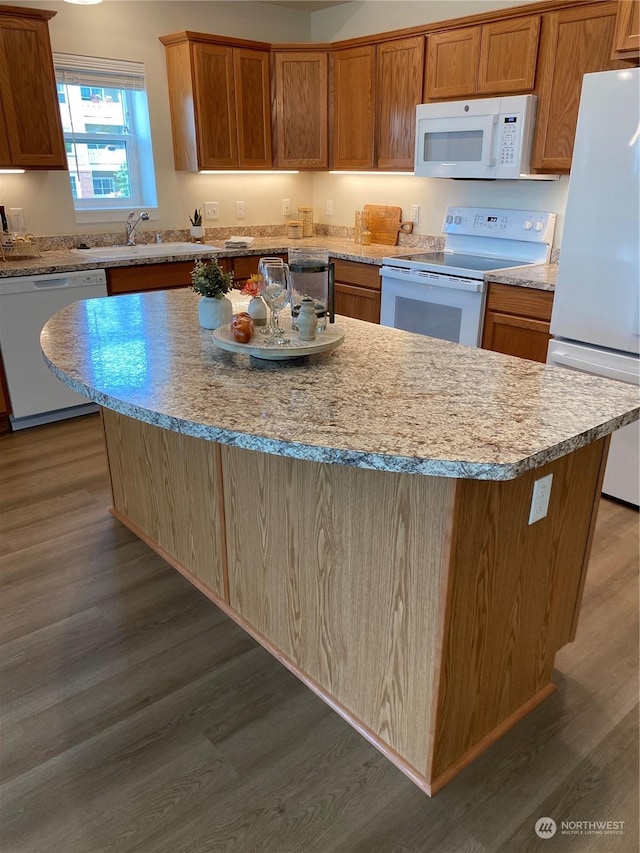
left=41, top=289, right=637, bottom=481
left=0, top=237, right=557, bottom=290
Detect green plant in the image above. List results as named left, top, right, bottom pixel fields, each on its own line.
left=189, top=208, right=203, bottom=227
left=191, top=259, right=233, bottom=298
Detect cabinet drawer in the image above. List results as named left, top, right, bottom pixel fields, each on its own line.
left=486, top=282, right=553, bottom=322
left=331, top=258, right=381, bottom=291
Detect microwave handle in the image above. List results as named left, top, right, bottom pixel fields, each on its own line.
left=484, top=114, right=498, bottom=166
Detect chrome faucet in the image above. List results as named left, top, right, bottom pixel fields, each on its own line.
left=125, top=211, right=149, bottom=245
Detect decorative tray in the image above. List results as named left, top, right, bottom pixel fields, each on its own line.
left=212, top=323, right=345, bottom=360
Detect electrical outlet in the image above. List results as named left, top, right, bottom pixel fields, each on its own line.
left=235, top=201, right=245, bottom=219
left=282, top=198, right=291, bottom=216
left=410, top=205, right=420, bottom=224
left=528, top=473, right=553, bottom=525
left=204, top=201, right=219, bottom=220
left=8, top=207, right=24, bottom=232
left=326, top=199, right=333, bottom=216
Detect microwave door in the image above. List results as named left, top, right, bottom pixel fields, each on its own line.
left=415, top=114, right=497, bottom=178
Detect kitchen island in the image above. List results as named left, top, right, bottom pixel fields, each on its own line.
left=41, top=289, right=639, bottom=795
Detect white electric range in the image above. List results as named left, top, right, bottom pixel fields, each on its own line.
left=380, top=206, right=556, bottom=347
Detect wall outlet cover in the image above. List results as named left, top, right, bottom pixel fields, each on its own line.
left=528, top=473, right=553, bottom=525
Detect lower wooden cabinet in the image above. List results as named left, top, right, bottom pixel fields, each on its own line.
left=332, top=258, right=381, bottom=324
left=230, top=254, right=285, bottom=287
left=106, top=261, right=196, bottom=295
left=481, top=282, right=554, bottom=363
left=0, top=350, right=12, bottom=434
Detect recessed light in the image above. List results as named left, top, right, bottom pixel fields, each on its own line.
left=64, top=0, right=103, bottom=5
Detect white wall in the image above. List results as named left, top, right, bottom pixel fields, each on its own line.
left=0, top=0, right=568, bottom=245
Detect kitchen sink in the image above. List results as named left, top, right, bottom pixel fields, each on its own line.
left=71, top=242, right=222, bottom=261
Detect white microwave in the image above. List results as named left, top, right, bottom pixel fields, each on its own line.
left=414, top=94, right=554, bottom=180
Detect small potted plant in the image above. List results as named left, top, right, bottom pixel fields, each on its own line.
left=191, top=259, right=234, bottom=329
left=189, top=208, right=204, bottom=241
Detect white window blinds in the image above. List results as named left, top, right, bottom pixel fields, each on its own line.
left=54, top=53, right=145, bottom=92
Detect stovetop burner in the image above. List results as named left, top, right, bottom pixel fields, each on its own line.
left=391, top=252, right=529, bottom=273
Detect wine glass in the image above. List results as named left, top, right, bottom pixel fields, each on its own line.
left=261, top=264, right=291, bottom=346
left=257, top=257, right=285, bottom=337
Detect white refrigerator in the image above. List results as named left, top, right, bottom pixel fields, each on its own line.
left=547, top=68, right=640, bottom=506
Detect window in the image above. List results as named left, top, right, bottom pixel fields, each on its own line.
left=54, top=53, right=158, bottom=216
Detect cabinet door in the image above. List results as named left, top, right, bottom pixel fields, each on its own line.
left=333, top=45, right=375, bottom=169
left=0, top=14, right=65, bottom=169
left=107, top=262, right=195, bottom=295
left=481, top=283, right=553, bottom=363
left=273, top=51, right=328, bottom=169
left=477, top=16, right=540, bottom=94
left=424, top=26, right=481, bottom=99
left=335, top=283, right=380, bottom=324
left=234, top=48, right=272, bottom=168
left=376, top=37, right=425, bottom=170
left=192, top=42, right=238, bottom=169
left=0, top=108, right=10, bottom=167
left=532, top=2, right=620, bottom=173
left=611, top=0, right=640, bottom=60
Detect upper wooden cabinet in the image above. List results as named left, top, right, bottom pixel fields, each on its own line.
left=0, top=6, right=66, bottom=169
left=333, top=37, right=424, bottom=171
left=425, top=16, right=540, bottom=99
left=376, top=36, right=425, bottom=170
left=332, top=45, right=376, bottom=169
left=611, top=0, right=640, bottom=60
left=532, top=2, right=620, bottom=173
left=161, top=32, right=272, bottom=171
left=273, top=51, right=329, bottom=169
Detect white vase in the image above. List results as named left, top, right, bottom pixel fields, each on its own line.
left=247, top=295, right=268, bottom=326
left=198, top=295, right=233, bottom=329
left=190, top=225, right=204, bottom=241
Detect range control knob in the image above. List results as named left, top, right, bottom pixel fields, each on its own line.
left=535, top=221, right=545, bottom=232
left=454, top=215, right=462, bottom=224
left=446, top=214, right=453, bottom=224
left=523, top=220, right=533, bottom=231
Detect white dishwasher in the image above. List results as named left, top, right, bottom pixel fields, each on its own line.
left=0, top=269, right=108, bottom=429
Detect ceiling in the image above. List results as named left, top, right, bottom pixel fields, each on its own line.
left=262, top=1, right=351, bottom=11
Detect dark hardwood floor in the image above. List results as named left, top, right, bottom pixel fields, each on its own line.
left=1, top=414, right=638, bottom=853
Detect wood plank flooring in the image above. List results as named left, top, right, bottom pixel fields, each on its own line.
left=1, top=414, right=638, bottom=853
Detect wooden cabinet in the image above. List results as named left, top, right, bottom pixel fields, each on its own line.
left=0, top=6, right=66, bottom=169
left=532, top=2, right=620, bottom=173
left=611, top=0, right=640, bottom=61
left=107, top=262, right=196, bottom=295
left=376, top=37, right=425, bottom=170
left=332, top=258, right=381, bottom=324
left=229, top=253, right=285, bottom=286
left=481, top=283, right=554, bottom=363
left=425, top=16, right=539, bottom=99
left=0, top=350, right=11, bottom=435
left=161, top=32, right=272, bottom=171
left=425, top=26, right=480, bottom=99
left=333, top=37, right=424, bottom=172
left=273, top=51, right=329, bottom=169
left=332, top=45, right=376, bottom=169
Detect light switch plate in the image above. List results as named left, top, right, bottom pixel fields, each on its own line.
left=235, top=201, right=245, bottom=219
left=204, top=202, right=219, bottom=220
left=410, top=205, right=420, bottom=224
left=326, top=199, right=333, bottom=216
left=8, top=207, right=24, bottom=232
left=282, top=198, right=291, bottom=216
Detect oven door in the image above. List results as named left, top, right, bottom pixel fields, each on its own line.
left=380, top=267, right=485, bottom=347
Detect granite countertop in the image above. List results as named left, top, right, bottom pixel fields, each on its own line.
left=41, top=290, right=638, bottom=481
left=487, top=263, right=558, bottom=291
left=0, top=237, right=411, bottom=278
left=0, top=237, right=556, bottom=291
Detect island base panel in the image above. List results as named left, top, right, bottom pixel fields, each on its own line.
left=102, top=409, right=227, bottom=600
left=221, top=443, right=456, bottom=778
left=431, top=437, right=609, bottom=782
left=101, top=410, right=608, bottom=795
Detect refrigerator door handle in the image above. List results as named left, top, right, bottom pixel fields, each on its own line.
left=550, top=353, right=640, bottom=385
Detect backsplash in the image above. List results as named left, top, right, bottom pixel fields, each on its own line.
left=30, top=224, right=560, bottom=262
